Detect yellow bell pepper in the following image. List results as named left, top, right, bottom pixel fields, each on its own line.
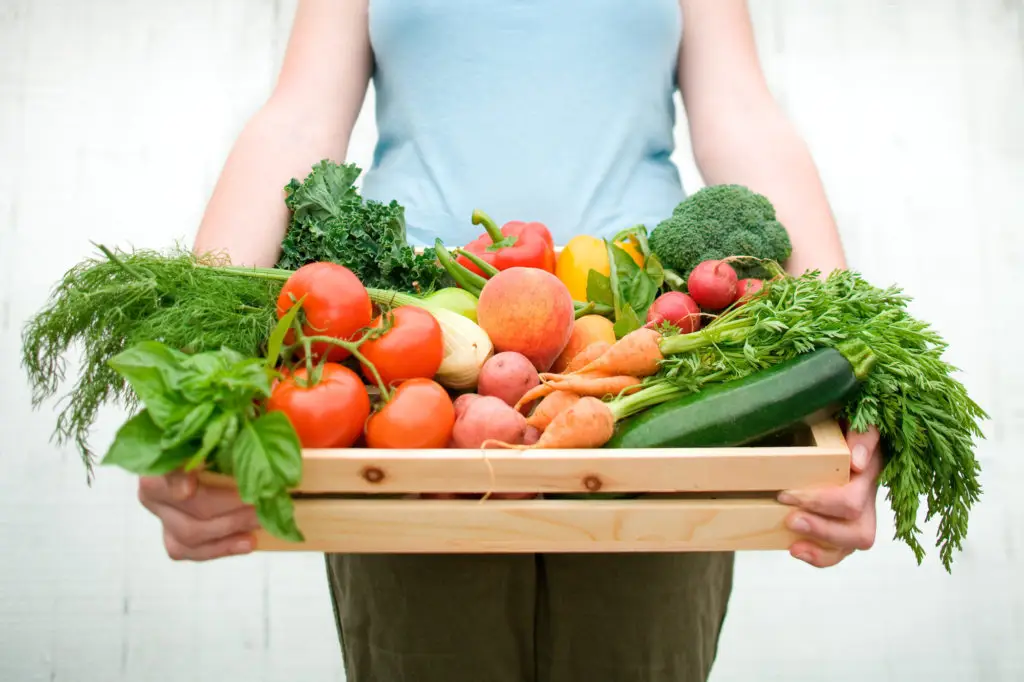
left=556, top=235, right=645, bottom=302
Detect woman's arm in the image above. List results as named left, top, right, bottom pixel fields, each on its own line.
left=677, top=0, right=847, bottom=276
left=139, top=0, right=373, bottom=564
left=192, top=0, right=373, bottom=268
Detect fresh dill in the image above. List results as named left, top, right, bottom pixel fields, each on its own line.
left=21, top=246, right=282, bottom=477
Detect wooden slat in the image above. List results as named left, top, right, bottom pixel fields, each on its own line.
left=201, top=418, right=850, bottom=495
left=253, top=496, right=802, bottom=553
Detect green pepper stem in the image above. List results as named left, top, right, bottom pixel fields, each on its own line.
left=471, top=209, right=505, bottom=244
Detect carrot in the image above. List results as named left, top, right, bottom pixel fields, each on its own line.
left=570, top=327, right=663, bottom=378
left=514, top=381, right=559, bottom=413
left=565, top=341, right=612, bottom=374
left=482, top=397, right=616, bottom=449
left=541, top=373, right=642, bottom=399
left=525, top=390, right=581, bottom=431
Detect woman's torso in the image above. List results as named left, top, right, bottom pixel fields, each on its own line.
left=361, top=0, right=685, bottom=247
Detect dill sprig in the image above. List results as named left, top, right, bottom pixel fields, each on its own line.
left=21, top=245, right=282, bottom=477
left=649, top=268, right=987, bottom=571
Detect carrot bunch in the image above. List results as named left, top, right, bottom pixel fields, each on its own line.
left=485, top=328, right=666, bottom=450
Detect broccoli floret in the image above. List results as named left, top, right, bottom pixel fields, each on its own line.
left=649, top=184, right=793, bottom=280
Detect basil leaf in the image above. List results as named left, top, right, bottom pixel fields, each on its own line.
left=107, top=342, right=189, bottom=428
left=214, top=414, right=241, bottom=475
left=625, top=272, right=658, bottom=314
left=613, top=302, right=643, bottom=338
left=232, top=412, right=303, bottom=504
left=585, top=270, right=614, bottom=306
left=266, top=295, right=306, bottom=369
left=183, top=409, right=229, bottom=472
left=609, top=243, right=640, bottom=280
left=161, top=401, right=216, bottom=451
left=645, top=253, right=665, bottom=289
left=101, top=410, right=191, bottom=476
left=255, top=494, right=304, bottom=543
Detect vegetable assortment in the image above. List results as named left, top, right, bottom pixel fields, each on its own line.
left=21, top=162, right=986, bottom=571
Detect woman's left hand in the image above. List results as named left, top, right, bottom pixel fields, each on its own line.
left=777, top=425, right=882, bottom=567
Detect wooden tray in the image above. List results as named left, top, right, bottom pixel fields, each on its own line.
left=200, top=417, right=850, bottom=554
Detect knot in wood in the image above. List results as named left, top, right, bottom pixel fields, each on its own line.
left=583, top=475, right=603, bottom=492
left=362, top=466, right=385, bottom=484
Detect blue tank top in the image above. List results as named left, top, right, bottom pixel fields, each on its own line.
left=361, top=0, right=685, bottom=248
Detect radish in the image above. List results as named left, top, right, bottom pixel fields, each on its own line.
left=734, top=278, right=764, bottom=304
left=645, top=292, right=701, bottom=333
left=687, top=260, right=738, bottom=310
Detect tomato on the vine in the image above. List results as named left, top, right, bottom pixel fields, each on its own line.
left=364, top=378, right=455, bottom=449
left=358, top=306, right=444, bottom=389
left=267, top=363, right=370, bottom=448
left=277, top=262, right=372, bottom=362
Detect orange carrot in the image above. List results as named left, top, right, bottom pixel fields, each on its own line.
left=525, top=390, right=581, bottom=431
left=514, top=381, right=559, bottom=413
left=570, top=327, right=663, bottom=378
left=565, top=341, right=612, bottom=374
left=482, top=397, right=616, bottom=449
left=542, top=373, right=642, bottom=399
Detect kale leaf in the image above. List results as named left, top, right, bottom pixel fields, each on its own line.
left=275, top=160, right=450, bottom=294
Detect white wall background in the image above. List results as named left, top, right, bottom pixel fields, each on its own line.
left=1, top=1, right=1021, bottom=680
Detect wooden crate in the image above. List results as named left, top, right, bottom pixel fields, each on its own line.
left=200, top=417, right=849, bottom=554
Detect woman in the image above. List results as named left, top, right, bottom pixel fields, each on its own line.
left=138, top=1, right=883, bottom=680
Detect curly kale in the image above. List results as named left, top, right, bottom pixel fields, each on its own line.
left=275, top=160, right=450, bottom=294
left=649, top=184, right=793, bottom=281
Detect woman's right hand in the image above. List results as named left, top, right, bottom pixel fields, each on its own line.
left=137, top=471, right=262, bottom=561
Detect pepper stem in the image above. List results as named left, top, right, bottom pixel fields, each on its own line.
left=472, top=209, right=518, bottom=250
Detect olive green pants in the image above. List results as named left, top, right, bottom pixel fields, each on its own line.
left=325, top=551, right=734, bottom=682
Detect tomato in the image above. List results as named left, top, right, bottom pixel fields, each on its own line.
left=364, top=378, right=455, bottom=449
left=357, top=306, right=444, bottom=389
left=277, top=262, right=372, bottom=362
left=267, top=363, right=371, bottom=448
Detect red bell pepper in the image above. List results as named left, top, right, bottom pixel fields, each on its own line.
left=455, top=209, right=556, bottom=277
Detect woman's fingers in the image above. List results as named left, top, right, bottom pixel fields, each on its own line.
left=139, top=473, right=250, bottom=520
left=788, top=540, right=854, bottom=569
left=155, top=500, right=261, bottom=550
left=784, top=502, right=877, bottom=552
left=138, top=472, right=260, bottom=561
left=163, top=527, right=256, bottom=562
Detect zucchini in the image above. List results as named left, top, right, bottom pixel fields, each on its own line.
left=606, top=340, right=876, bottom=450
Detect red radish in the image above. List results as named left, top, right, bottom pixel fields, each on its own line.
left=734, top=278, right=764, bottom=304
left=687, top=260, right=738, bottom=310
left=645, top=292, right=701, bottom=333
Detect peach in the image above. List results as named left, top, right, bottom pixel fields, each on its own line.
left=476, top=267, right=575, bottom=372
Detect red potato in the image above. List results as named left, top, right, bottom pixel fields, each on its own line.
left=687, top=260, right=738, bottom=310
left=451, top=395, right=530, bottom=449
left=453, top=393, right=482, bottom=420
left=477, top=352, right=541, bottom=407
left=645, top=291, right=701, bottom=333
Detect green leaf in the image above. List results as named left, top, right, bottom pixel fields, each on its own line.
left=183, top=410, right=229, bottom=472
left=586, top=270, right=614, bottom=306
left=213, top=414, right=241, bottom=475
left=613, top=302, right=643, bottom=338
left=161, top=401, right=216, bottom=451
left=101, top=410, right=192, bottom=476
left=609, top=243, right=641, bottom=280
left=625, top=272, right=658, bottom=315
left=645, top=253, right=666, bottom=289
left=107, top=341, right=190, bottom=428
left=232, top=412, right=303, bottom=505
left=255, top=494, right=304, bottom=543
left=266, top=295, right=306, bottom=369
